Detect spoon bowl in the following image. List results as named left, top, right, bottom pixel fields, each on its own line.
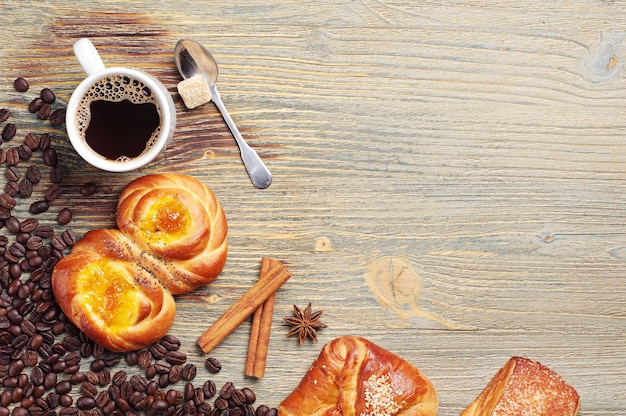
left=174, top=39, right=272, bottom=189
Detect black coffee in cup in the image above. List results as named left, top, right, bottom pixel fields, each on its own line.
left=75, top=75, right=161, bottom=161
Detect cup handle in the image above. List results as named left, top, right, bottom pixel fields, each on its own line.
left=73, top=38, right=106, bottom=76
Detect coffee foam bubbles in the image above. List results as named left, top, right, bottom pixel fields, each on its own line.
left=75, top=74, right=161, bottom=162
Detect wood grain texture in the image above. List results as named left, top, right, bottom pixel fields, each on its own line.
left=1, top=0, right=626, bottom=414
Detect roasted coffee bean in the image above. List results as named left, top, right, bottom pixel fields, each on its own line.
left=5, top=166, right=19, bottom=182
left=154, top=359, right=171, bottom=374
left=123, top=351, right=137, bottom=367
left=231, top=389, right=246, bottom=406
left=183, top=382, right=195, bottom=400
left=80, top=182, right=97, bottom=196
left=43, top=372, right=57, bottom=390
left=255, top=405, right=270, bottom=416
left=116, top=397, right=131, bottom=412
left=40, top=88, right=56, bottom=104
left=215, top=397, right=229, bottom=411
left=1, top=123, right=16, bottom=141
left=49, top=166, right=63, bottom=183
left=220, top=381, right=235, bottom=399
left=99, top=368, right=111, bottom=386
left=24, top=133, right=40, bottom=149
left=64, top=352, right=81, bottom=367
left=102, top=352, right=121, bottom=367
left=202, top=380, right=216, bottom=399
left=27, top=255, right=43, bottom=269
left=127, top=390, right=144, bottom=408
left=150, top=342, right=167, bottom=359
left=152, top=399, right=170, bottom=413
left=0, top=207, right=10, bottom=221
left=137, top=350, right=152, bottom=368
left=0, top=109, right=8, bottom=123
left=241, top=388, right=256, bottom=405
left=59, top=394, right=74, bottom=408
left=22, top=350, right=38, bottom=367
left=0, top=194, right=15, bottom=210
left=37, top=103, right=51, bottom=120
left=14, top=77, right=29, bottom=92
left=168, top=364, right=183, bottom=384
left=50, top=108, right=66, bottom=127
left=8, top=359, right=25, bottom=377
left=181, top=363, right=196, bottom=381
left=62, top=229, right=76, bottom=246
left=9, top=242, right=26, bottom=258
left=44, top=183, right=62, bottom=201
left=95, top=390, right=109, bottom=408
left=80, top=382, right=98, bottom=398
left=38, top=133, right=50, bottom=150
left=8, top=263, right=21, bottom=278
left=192, top=387, right=205, bottom=406
left=35, top=226, right=53, bottom=238
left=205, top=357, right=222, bottom=373
left=130, top=374, right=148, bottom=392
left=158, top=372, right=169, bottom=388
left=29, top=200, right=49, bottom=214
left=165, top=350, right=187, bottom=365
left=112, top=370, right=127, bottom=386
left=43, top=147, right=58, bottom=166
left=5, top=181, right=18, bottom=197
left=31, top=366, right=45, bottom=387
left=28, top=98, right=44, bottom=113
left=160, top=334, right=181, bottom=351
left=76, top=396, right=96, bottom=410
left=17, top=144, right=32, bottom=160
left=19, top=179, right=33, bottom=198
left=62, top=336, right=81, bottom=352
left=26, top=165, right=41, bottom=183
left=5, top=149, right=19, bottom=166
left=90, top=358, right=105, bottom=372
left=166, top=389, right=184, bottom=406
left=20, top=218, right=39, bottom=234
left=5, top=216, right=20, bottom=233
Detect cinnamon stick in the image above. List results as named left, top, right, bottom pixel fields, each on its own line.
left=245, top=258, right=276, bottom=377
left=197, top=258, right=290, bottom=354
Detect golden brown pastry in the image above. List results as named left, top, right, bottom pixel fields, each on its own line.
left=51, top=232, right=177, bottom=352
left=52, top=174, right=228, bottom=352
left=460, top=356, right=580, bottom=416
left=279, top=336, right=438, bottom=416
left=116, top=173, right=228, bottom=294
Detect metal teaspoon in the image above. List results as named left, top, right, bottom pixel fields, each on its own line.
left=174, top=39, right=272, bottom=189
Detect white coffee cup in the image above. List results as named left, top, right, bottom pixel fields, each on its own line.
left=66, top=38, right=176, bottom=172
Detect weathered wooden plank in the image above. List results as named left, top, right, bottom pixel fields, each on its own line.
left=0, top=1, right=625, bottom=414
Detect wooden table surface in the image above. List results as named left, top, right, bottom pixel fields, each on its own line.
left=1, top=1, right=625, bottom=414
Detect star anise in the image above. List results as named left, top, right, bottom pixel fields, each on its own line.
left=283, top=303, right=327, bottom=345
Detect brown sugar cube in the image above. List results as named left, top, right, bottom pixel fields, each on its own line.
left=177, top=74, right=212, bottom=109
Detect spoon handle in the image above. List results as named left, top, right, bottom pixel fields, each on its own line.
left=210, top=86, right=272, bottom=189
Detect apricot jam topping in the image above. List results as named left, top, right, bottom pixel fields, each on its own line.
left=140, top=193, right=191, bottom=245
left=77, top=259, right=140, bottom=329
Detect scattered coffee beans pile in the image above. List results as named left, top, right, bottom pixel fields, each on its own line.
left=0, top=79, right=277, bottom=416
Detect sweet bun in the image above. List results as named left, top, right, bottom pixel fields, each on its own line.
left=460, top=356, right=580, bottom=416
left=52, top=231, right=177, bottom=352
left=52, top=174, right=228, bottom=352
left=117, top=173, right=228, bottom=294
left=279, top=336, right=438, bottom=416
